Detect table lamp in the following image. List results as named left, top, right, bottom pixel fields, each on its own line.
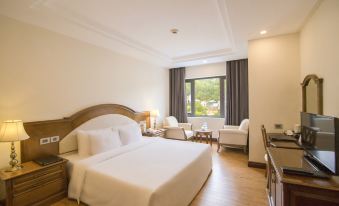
left=150, top=110, right=159, bottom=129
left=0, top=120, right=30, bottom=171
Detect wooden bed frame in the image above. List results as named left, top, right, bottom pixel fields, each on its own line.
left=21, top=104, right=150, bottom=162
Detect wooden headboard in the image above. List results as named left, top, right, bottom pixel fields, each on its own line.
left=21, top=104, right=150, bottom=162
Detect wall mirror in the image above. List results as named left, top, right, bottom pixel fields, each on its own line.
left=301, top=74, right=323, bottom=114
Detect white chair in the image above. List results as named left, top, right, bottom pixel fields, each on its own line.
left=163, top=116, right=194, bottom=141
left=218, top=119, right=249, bottom=153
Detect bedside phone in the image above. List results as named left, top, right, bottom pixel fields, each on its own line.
left=284, top=130, right=294, bottom=136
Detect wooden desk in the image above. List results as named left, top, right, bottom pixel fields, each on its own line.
left=267, top=148, right=339, bottom=206
left=268, top=133, right=302, bottom=150
left=195, top=130, right=213, bottom=146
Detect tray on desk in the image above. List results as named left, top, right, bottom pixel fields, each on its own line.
left=269, top=134, right=297, bottom=142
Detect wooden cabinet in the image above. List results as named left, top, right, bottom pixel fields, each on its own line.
left=0, top=160, right=68, bottom=206
left=267, top=148, right=339, bottom=206
left=268, top=162, right=283, bottom=206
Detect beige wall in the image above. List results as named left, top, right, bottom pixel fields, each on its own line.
left=186, top=62, right=226, bottom=79
left=248, top=34, right=301, bottom=163
left=0, top=16, right=169, bottom=169
left=300, top=0, right=339, bottom=117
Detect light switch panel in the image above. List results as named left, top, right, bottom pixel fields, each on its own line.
left=50, top=136, right=60, bottom=143
left=40, top=137, right=50, bottom=145
left=274, top=124, right=284, bottom=129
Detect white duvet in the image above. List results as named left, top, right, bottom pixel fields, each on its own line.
left=68, top=138, right=212, bottom=206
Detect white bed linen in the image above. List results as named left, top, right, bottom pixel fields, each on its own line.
left=68, top=138, right=212, bottom=206
left=59, top=151, right=86, bottom=177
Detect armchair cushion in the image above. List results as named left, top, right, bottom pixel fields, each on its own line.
left=164, top=116, right=179, bottom=127
left=185, top=130, right=194, bottom=138
left=178, top=123, right=192, bottom=131
left=223, top=125, right=239, bottom=130
left=165, top=127, right=193, bottom=140
left=219, top=129, right=247, bottom=135
left=163, top=116, right=193, bottom=140
left=239, top=119, right=249, bottom=131
left=218, top=119, right=250, bottom=148
left=218, top=132, right=248, bottom=146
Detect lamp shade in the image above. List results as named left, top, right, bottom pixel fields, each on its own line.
left=150, top=110, right=159, bottom=117
left=0, top=120, right=30, bottom=142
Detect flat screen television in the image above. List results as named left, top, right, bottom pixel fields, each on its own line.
left=300, top=112, right=339, bottom=174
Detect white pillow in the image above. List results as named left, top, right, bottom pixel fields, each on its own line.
left=164, top=116, right=179, bottom=127
left=239, top=119, right=249, bottom=131
left=117, top=123, right=142, bottom=145
left=77, top=130, right=91, bottom=157
left=88, top=128, right=122, bottom=155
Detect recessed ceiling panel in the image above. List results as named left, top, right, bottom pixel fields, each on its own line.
left=0, top=0, right=319, bottom=67
left=47, top=0, right=233, bottom=58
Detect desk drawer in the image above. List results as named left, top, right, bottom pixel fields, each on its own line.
left=13, top=170, right=64, bottom=194
left=12, top=178, right=66, bottom=206
left=13, top=164, right=62, bottom=186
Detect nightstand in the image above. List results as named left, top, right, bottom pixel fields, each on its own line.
left=0, top=159, right=68, bottom=206
left=142, top=129, right=166, bottom=137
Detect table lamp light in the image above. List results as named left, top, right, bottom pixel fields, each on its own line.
left=150, top=110, right=159, bottom=129
left=0, top=120, right=30, bottom=171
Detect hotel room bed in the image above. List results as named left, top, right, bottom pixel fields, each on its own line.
left=20, top=104, right=213, bottom=206
left=62, top=138, right=211, bottom=206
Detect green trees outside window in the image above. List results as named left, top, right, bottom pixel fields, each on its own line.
left=186, top=76, right=226, bottom=117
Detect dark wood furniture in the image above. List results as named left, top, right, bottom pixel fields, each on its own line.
left=195, top=130, right=213, bottom=146
left=268, top=133, right=302, bottom=150
left=267, top=147, right=339, bottom=206
left=21, top=104, right=150, bottom=162
left=301, top=74, right=323, bottom=115
left=0, top=159, right=68, bottom=206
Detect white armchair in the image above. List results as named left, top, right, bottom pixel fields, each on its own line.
left=218, top=119, right=249, bottom=153
left=163, top=116, right=194, bottom=141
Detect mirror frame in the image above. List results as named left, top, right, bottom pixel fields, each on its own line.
left=301, top=74, right=323, bottom=114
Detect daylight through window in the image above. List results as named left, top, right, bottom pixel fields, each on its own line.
left=185, top=76, right=226, bottom=117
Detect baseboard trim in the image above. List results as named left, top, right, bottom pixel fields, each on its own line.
left=248, top=161, right=266, bottom=169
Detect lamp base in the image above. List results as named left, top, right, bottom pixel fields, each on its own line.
left=5, top=141, right=22, bottom=172
left=5, top=165, right=23, bottom=172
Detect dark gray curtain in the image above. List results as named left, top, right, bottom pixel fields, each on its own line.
left=169, top=67, right=188, bottom=123
left=225, top=59, right=249, bottom=125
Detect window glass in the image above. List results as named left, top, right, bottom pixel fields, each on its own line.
left=185, top=82, right=191, bottom=114
left=186, top=76, right=225, bottom=117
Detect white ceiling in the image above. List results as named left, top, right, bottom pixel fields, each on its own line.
left=0, top=0, right=318, bottom=67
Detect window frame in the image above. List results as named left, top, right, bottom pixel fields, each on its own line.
left=185, top=76, right=226, bottom=118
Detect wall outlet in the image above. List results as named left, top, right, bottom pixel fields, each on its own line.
left=274, top=124, right=284, bottom=129
left=40, top=137, right=50, bottom=145
left=50, top=136, right=60, bottom=143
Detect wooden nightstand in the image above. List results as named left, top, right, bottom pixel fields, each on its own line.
left=0, top=159, right=68, bottom=206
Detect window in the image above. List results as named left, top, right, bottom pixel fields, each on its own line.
left=186, top=76, right=226, bottom=117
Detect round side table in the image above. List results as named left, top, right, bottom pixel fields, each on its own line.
left=195, top=130, right=213, bottom=146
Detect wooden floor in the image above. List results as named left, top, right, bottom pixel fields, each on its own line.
left=52, top=143, right=268, bottom=206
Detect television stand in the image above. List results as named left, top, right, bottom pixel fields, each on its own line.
left=281, top=166, right=330, bottom=179
left=267, top=147, right=339, bottom=206
left=304, top=154, right=333, bottom=174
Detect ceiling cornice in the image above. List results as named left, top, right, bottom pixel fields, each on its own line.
left=30, top=0, right=236, bottom=66
left=34, top=1, right=171, bottom=62
left=216, top=0, right=236, bottom=51
left=173, top=49, right=233, bottom=62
